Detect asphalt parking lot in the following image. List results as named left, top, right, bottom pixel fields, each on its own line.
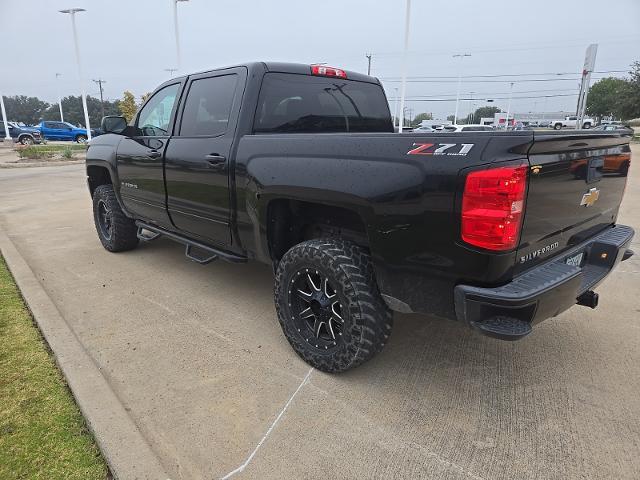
left=1, top=145, right=639, bottom=479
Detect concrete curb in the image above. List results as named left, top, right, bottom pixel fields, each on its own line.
left=0, top=160, right=84, bottom=169
left=0, top=229, right=170, bottom=480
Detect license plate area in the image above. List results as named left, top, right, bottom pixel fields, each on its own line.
left=565, top=251, right=585, bottom=268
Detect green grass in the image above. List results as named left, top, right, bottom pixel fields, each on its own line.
left=0, top=256, right=108, bottom=480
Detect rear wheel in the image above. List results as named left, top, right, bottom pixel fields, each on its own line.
left=274, top=238, right=393, bottom=373
left=92, top=184, right=139, bottom=252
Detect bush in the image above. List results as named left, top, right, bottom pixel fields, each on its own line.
left=61, top=147, right=74, bottom=159
left=15, top=146, right=53, bottom=160
left=627, top=118, right=640, bottom=127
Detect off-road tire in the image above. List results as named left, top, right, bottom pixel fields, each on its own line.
left=274, top=238, right=393, bottom=373
left=92, top=184, right=139, bottom=252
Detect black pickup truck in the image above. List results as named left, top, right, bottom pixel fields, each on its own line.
left=86, top=62, right=634, bottom=372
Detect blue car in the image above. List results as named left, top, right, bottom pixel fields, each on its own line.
left=36, top=121, right=97, bottom=143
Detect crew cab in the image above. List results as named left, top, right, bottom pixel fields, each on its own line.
left=36, top=120, right=93, bottom=142
left=0, top=121, right=43, bottom=144
left=86, top=62, right=634, bottom=372
left=551, top=115, right=595, bottom=130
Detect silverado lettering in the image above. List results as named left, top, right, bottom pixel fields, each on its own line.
left=520, top=242, right=560, bottom=264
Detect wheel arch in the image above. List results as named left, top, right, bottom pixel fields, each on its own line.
left=265, top=198, right=370, bottom=263
left=87, top=164, right=113, bottom=196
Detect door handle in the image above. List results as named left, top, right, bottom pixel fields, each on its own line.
left=206, top=153, right=226, bottom=166
left=148, top=150, right=162, bottom=159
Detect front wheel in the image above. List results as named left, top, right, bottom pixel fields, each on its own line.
left=75, top=134, right=87, bottom=143
left=274, top=239, right=393, bottom=373
left=92, top=184, right=139, bottom=252
left=553, top=123, right=562, bottom=130
left=19, top=136, right=34, bottom=145
left=583, top=122, right=592, bottom=129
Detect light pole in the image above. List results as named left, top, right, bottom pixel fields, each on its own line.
left=0, top=94, right=10, bottom=141
left=468, top=91, right=475, bottom=123
left=59, top=8, right=91, bottom=140
left=55, top=73, right=65, bottom=122
left=172, top=0, right=189, bottom=72
left=453, top=53, right=471, bottom=126
left=504, top=82, right=514, bottom=130
left=366, top=53, right=372, bottom=75
left=394, top=87, right=399, bottom=129
left=398, top=0, right=411, bottom=133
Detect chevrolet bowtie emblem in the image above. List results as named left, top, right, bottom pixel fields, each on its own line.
left=580, top=187, right=600, bottom=207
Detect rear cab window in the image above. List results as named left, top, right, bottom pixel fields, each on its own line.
left=254, top=73, right=393, bottom=134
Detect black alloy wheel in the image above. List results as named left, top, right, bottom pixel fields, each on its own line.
left=96, top=199, right=113, bottom=241
left=288, top=268, right=345, bottom=351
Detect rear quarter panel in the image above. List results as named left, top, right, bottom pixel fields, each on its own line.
left=234, top=132, right=533, bottom=318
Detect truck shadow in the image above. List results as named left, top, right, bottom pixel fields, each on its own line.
left=137, top=238, right=604, bottom=398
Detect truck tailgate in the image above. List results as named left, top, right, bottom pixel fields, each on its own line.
left=515, top=132, right=631, bottom=273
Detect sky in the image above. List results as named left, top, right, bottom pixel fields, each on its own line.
left=1, top=0, right=639, bottom=121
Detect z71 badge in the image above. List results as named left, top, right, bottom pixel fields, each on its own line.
left=407, top=143, right=474, bottom=156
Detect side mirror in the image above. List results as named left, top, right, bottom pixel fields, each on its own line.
left=101, top=116, right=128, bottom=134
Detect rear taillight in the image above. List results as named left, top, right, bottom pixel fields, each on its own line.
left=461, top=164, right=528, bottom=251
left=310, top=65, right=347, bottom=78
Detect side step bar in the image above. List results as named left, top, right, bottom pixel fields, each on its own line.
left=135, top=221, right=247, bottom=264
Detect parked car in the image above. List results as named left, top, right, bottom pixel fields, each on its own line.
left=412, top=125, right=437, bottom=132
left=448, top=124, right=494, bottom=132
left=550, top=115, right=594, bottom=130
left=35, top=121, right=96, bottom=143
left=86, top=62, right=634, bottom=373
left=0, top=121, right=43, bottom=145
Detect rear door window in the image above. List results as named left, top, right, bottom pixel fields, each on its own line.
left=254, top=73, right=392, bottom=134
left=178, top=74, right=238, bottom=137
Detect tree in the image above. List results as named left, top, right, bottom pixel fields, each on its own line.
left=586, top=77, right=628, bottom=120
left=3, top=95, right=50, bottom=125
left=139, top=92, right=151, bottom=107
left=470, top=106, right=501, bottom=124
left=619, top=61, right=640, bottom=120
left=412, top=112, right=433, bottom=125
left=118, top=91, right=138, bottom=122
